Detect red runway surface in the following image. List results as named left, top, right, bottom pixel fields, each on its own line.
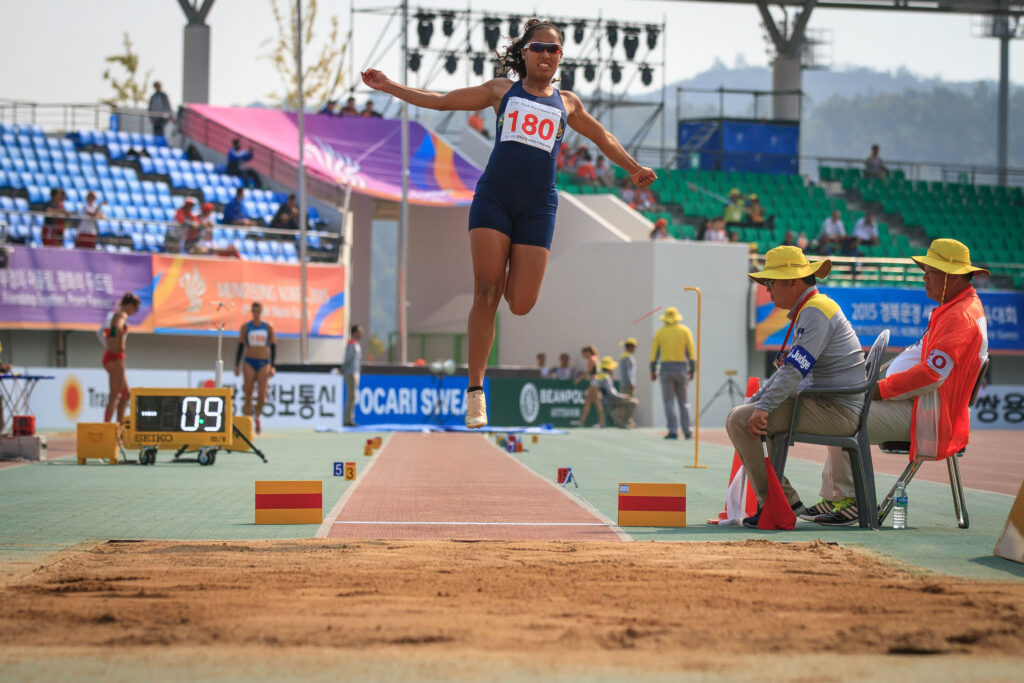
left=325, top=432, right=623, bottom=541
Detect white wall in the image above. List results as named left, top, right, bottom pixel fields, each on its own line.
left=575, top=194, right=653, bottom=242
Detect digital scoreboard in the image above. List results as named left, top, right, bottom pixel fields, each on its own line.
left=128, top=388, right=234, bottom=447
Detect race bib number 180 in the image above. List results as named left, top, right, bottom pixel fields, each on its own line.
left=500, top=97, right=562, bottom=153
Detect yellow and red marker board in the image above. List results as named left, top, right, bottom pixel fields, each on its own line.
left=255, top=480, right=322, bottom=524
left=617, top=483, right=686, bottom=527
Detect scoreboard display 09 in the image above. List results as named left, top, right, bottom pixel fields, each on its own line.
left=127, top=387, right=234, bottom=447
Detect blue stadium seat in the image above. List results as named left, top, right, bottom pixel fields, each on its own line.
left=0, top=196, right=12, bottom=210
left=170, top=171, right=186, bottom=188
left=14, top=197, right=28, bottom=212
left=124, top=206, right=140, bottom=220
left=28, top=185, right=48, bottom=203
left=63, top=229, right=77, bottom=248
left=139, top=157, right=155, bottom=174
left=137, top=206, right=152, bottom=221
left=107, top=142, right=123, bottom=159
left=116, top=191, right=130, bottom=206
left=130, top=232, right=144, bottom=251
left=64, top=188, right=80, bottom=202
left=156, top=181, right=171, bottom=196
left=201, top=184, right=216, bottom=201
left=281, top=241, right=299, bottom=263
left=0, top=170, right=7, bottom=188
left=153, top=158, right=168, bottom=175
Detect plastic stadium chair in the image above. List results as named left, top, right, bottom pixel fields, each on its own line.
left=775, top=329, right=891, bottom=529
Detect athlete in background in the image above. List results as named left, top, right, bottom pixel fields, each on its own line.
left=362, top=18, right=656, bottom=428
left=234, top=301, right=276, bottom=434
left=102, top=292, right=141, bottom=423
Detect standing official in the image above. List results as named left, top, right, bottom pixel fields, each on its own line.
left=342, top=325, right=363, bottom=427
left=650, top=307, right=696, bottom=440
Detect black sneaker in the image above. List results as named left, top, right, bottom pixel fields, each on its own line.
left=742, top=508, right=762, bottom=528
left=789, top=500, right=807, bottom=517
left=814, top=497, right=859, bottom=526
left=664, top=433, right=678, bottom=440
left=798, top=499, right=834, bottom=522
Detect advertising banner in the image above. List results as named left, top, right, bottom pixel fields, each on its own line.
left=190, top=371, right=342, bottom=430
left=0, top=248, right=154, bottom=331
left=972, top=385, right=1024, bottom=429
left=350, top=374, right=487, bottom=427
left=150, top=255, right=346, bottom=337
left=488, top=377, right=595, bottom=428
left=754, top=286, right=1024, bottom=352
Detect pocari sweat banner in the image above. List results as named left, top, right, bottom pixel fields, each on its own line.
left=351, top=374, right=487, bottom=427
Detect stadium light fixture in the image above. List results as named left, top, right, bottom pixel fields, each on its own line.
left=508, top=15, right=520, bottom=38
left=444, top=52, right=458, bottom=75
left=408, top=50, right=422, bottom=73
left=610, top=60, right=622, bottom=84
left=484, top=17, right=502, bottom=50
left=441, top=11, right=456, bottom=37
left=560, top=61, right=576, bottom=92
left=416, top=12, right=435, bottom=48
left=623, top=26, right=641, bottom=61
left=605, top=21, right=619, bottom=48
left=583, top=61, right=596, bottom=82
left=472, top=52, right=486, bottom=76
left=573, top=20, right=586, bottom=45
left=639, top=63, right=654, bottom=86
left=645, top=24, right=660, bottom=50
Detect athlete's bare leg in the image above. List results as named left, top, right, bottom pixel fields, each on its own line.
left=255, top=365, right=271, bottom=420
left=242, top=362, right=257, bottom=415
left=104, top=359, right=125, bottom=423
left=504, top=243, right=549, bottom=316
left=467, top=228, right=511, bottom=387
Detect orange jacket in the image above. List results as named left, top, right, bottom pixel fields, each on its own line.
left=876, top=286, right=988, bottom=461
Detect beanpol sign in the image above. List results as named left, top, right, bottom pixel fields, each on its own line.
left=490, top=377, right=596, bottom=427
left=519, top=383, right=540, bottom=424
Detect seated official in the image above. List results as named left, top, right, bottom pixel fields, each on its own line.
left=808, top=239, right=989, bottom=525
left=726, top=246, right=866, bottom=528
left=595, top=356, right=639, bottom=429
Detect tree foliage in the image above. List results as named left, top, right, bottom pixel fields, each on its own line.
left=101, top=32, right=152, bottom=108
left=262, top=0, right=347, bottom=110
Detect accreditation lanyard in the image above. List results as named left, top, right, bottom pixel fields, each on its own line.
left=774, top=289, right=815, bottom=368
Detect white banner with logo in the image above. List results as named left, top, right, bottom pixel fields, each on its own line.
left=190, top=370, right=342, bottom=429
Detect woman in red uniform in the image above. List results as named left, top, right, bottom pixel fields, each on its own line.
left=102, top=292, right=141, bottom=423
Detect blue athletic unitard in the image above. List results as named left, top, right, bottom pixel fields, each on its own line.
left=243, top=320, right=270, bottom=371
left=468, top=80, right=567, bottom=250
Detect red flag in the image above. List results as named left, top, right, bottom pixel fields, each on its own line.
left=757, top=439, right=795, bottom=530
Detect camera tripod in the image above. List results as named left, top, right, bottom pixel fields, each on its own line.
left=701, top=370, right=746, bottom=413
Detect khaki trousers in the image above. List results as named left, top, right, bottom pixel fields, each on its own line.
left=821, top=399, right=912, bottom=500
left=344, top=373, right=360, bottom=425
left=726, top=397, right=860, bottom=507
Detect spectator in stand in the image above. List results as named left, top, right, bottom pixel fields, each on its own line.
left=270, top=195, right=300, bottom=230
left=594, top=156, right=614, bottom=187
left=76, top=191, right=104, bottom=249
left=796, top=231, right=811, bottom=251
left=226, top=138, right=262, bottom=189
left=852, top=211, right=880, bottom=247
left=556, top=142, right=571, bottom=171
left=743, top=194, right=775, bottom=229
left=567, top=144, right=591, bottom=171
left=148, top=81, right=173, bottom=138
left=864, top=144, right=889, bottom=180
left=186, top=202, right=217, bottom=254
left=361, top=100, right=383, bottom=118
left=818, top=210, right=846, bottom=254
left=619, top=178, right=636, bottom=206
left=42, top=188, right=69, bottom=247
left=704, top=216, right=728, bottom=242
left=575, top=154, right=596, bottom=184
left=633, top=185, right=658, bottom=212
left=552, top=352, right=574, bottom=380
left=468, top=110, right=488, bottom=138
left=650, top=217, right=672, bottom=241
left=536, top=352, right=550, bottom=377
left=223, top=188, right=256, bottom=226
left=340, top=96, right=359, bottom=116
left=781, top=230, right=797, bottom=247
left=723, top=188, right=746, bottom=225
left=167, top=198, right=199, bottom=253
left=319, top=100, right=338, bottom=115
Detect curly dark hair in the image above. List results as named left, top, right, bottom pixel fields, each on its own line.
left=497, top=18, right=564, bottom=80
left=120, top=292, right=141, bottom=308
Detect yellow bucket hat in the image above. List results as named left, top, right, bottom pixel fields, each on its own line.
left=600, top=356, right=618, bottom=371
left=659, top=306, right=682, bottom=323
left=619, top=337, right=638, bottom=347
left=748, top=245, right=831, bottom=282
left=911, top=238, right=989, bottom=276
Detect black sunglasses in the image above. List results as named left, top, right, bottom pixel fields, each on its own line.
left=762, top=279, right=775, bottom=289
left=524, top=42, right=563, bottom=55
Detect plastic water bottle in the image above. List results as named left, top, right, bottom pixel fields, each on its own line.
left=892, top=481, right=908, bottom=529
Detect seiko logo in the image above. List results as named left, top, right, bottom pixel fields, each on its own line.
left=131, top=433, right=174, bottom=443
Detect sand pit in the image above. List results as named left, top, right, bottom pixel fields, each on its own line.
left=1, top=538, right=1023, bottom=680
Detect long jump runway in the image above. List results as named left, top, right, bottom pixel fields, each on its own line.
left=320, top=432, right=625, bottom=541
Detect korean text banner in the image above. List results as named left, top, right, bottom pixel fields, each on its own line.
left=150, top=255, right=345, bottom=337
left=0, top=247, right=154, bottom=331
left=754, top=286, right=1024, bottom=352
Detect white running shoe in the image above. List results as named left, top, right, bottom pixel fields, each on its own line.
left=465, top=389, right=488, bottom=429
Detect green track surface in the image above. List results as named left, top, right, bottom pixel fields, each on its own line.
left=1, top=428, right=1022, bottom=582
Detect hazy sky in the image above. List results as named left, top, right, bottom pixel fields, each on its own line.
left=2, top=0, right=1022, bottom=109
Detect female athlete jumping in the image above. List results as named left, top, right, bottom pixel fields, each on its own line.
left=362, top=18, right=657, bottom=428
left=101, top=292, right=141, bottom=423
left=234, top=301, right=276, bottom=434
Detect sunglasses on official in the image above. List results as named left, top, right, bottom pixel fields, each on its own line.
left=524, top=42, right=563, bottom=55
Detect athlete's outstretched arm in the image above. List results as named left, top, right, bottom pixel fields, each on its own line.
left=563, top=91, right=657, bottom=188
left=361, top=69, right=509, bottom=112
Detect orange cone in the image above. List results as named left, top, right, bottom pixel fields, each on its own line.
left=707, top=376, right=760, bottom=525
left=757, top=437, right=795, bottom=530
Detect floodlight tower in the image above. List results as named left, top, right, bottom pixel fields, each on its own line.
left=177, top=0, right=215, bottom=104
left=976, top=3, right=1024, bottom=186
left=756, top=1, right=816, bottom=121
